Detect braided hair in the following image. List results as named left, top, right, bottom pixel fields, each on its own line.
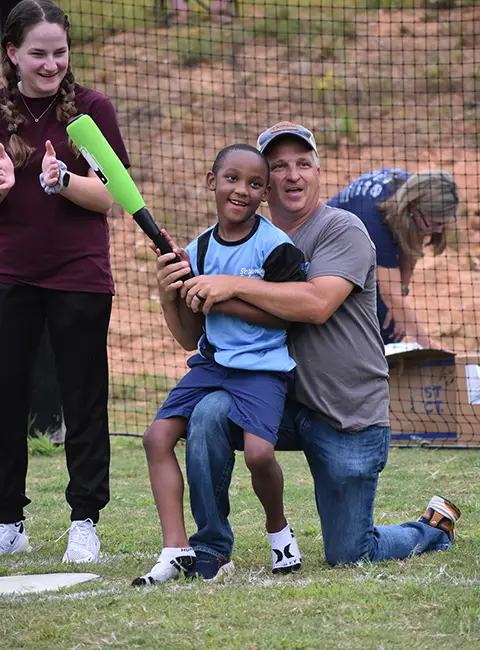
left=1, top=0, right=77, bottom=169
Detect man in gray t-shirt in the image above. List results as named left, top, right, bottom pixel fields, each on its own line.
left=288, top=203, right=389, bottom=432
left=155, top=122, right=460, bottom=580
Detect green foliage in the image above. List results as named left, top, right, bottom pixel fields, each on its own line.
left=421, top=64, right=444, bottom=80
left=336, top=106, right=357, bottom=142
left=28, top=434, right=62, bottom=456
left=109, top=373, right=176, bottom=433
left=109, top=372, right=174, bottom=402
left=173, top=25, right=246, bottom=66
left=58, top=0, right=154, bottom=44
left=358, top=0, right=417, bottom=9
left=252, top=4, right=356, bottom=49
left=145, top=298, right=161, bottom=313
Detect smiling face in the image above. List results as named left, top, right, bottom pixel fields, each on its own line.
left=7, top=22, right=69, bottom=98
left=264, top=137, right=321, bottom=228
left=207, top=149, right=270, bottom=240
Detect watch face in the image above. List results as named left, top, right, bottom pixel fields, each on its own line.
left=63, top=172, right=70, bottom=188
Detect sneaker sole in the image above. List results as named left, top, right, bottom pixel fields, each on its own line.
left=62, top=554, right=100, bottom=564
left=272, top=561, right=302, bottom=575
left=131, top=568, right=181, bottom=586
left=206, top=560, right=235, bottom=582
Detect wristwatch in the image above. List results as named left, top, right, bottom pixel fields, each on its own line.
left=62, top=171, right=71, bottom=188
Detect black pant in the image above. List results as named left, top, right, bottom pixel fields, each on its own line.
left=0, top=285, right=112, bottom=524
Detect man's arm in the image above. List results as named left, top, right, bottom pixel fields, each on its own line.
left=182, top=273, right=354, bottom=325
left=181, top=217, right=377, bottom=324
left=213, top=299, right=289, bottom=329
left=212, top=240, right=306, bottom=328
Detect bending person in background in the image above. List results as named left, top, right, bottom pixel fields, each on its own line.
left=156, top=122, right=461, bottom=580
left=0, top=0, right=129, bottom=562
left=327, top=169, right=459, bottom=347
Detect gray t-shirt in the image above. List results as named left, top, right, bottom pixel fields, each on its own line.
left=288, top=204, right=390, bottom=431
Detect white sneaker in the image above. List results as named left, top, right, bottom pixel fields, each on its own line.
left=62, top=519, right=100, bottom=564
left=268, top=523, right=303, bottom=575
left=132, top=547, right=196, bottom=586
left=0, top=522, right=30, bottom=556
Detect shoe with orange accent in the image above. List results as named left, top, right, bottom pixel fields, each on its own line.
left=418, top=495, right=461, bottom=542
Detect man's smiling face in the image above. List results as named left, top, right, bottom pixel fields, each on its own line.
left=265, top=137, right=321, bottom=223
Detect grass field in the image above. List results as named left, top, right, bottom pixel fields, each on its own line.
left=1, top=438, right=479, bottom=649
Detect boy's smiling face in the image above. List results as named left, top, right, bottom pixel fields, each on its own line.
left=207, top=149, right=270, bottom=239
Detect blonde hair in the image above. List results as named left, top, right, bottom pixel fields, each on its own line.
left=1, top=0, right=78, bottom=169
left=378, top=170, right=459, bottom=257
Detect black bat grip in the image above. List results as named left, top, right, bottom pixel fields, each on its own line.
left=133, top=206, right=171, bottom=254
left=132, top=206, right=192, bottom=279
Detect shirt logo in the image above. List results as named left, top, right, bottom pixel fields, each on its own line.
left=240, top=267, right=265, bottom=279
left=301, top=261, right=310, bottom=274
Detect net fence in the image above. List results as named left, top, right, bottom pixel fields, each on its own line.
left=6, top=0, right=480, bottom=446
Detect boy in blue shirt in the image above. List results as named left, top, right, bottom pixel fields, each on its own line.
left=133, top=144, right=305, bottom=585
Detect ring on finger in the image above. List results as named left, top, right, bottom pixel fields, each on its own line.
left=196, top=293, right=206, bottom=303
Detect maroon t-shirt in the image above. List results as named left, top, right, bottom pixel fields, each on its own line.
left=0, top=84, right=130, bottom=293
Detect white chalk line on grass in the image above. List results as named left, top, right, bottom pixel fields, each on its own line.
left=353, top=563, right=480, bottom=587
left=1, top=560, right=479, bottom=605
left=0, top=574, right=318, bottom=604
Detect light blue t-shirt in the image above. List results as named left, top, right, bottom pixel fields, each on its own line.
left=186, top=215, right=306, bottom=372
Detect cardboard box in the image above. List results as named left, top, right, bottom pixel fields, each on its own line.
left=386, top=345, right=480, bottom=446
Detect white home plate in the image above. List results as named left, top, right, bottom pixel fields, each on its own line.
left=0, top=573, right=100, bottom=595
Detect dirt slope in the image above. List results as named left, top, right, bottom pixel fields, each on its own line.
left=82, top=6, right=480, bottom=378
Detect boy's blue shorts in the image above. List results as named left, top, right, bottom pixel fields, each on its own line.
left=155, top=354, right=294, bottom=445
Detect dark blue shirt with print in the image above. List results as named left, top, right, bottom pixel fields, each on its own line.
left=328, top=168, right=412, bottom=344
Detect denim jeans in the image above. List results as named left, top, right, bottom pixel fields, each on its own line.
left=186, top=391, right=451, bottom=564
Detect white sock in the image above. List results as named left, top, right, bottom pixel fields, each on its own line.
left=267, top=523, right=293, bottom=548
left=267, top=523, right=302, bottom=572
left=160, top=546, right=196, bottom=561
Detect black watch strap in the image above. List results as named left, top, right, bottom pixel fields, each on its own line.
left=63, top=171, right=71, bottom=188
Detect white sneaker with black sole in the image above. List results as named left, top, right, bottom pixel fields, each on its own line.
left=268, top=523, right=303, bottom=574
left=62, top=519, right=100, bottom=564
left=0, top=522, right=30, bottom=556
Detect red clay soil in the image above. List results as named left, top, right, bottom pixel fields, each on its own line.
left=81, top=6, right=479, bottom=379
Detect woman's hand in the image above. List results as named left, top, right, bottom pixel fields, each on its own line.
left=382, top=307, right=406, bottom=342
left=0, top=143, right=15, bottom=192
left=41, top=140, right=60, bottom=187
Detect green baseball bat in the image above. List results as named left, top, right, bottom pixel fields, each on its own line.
left=66, top=114, right=188, bottom=269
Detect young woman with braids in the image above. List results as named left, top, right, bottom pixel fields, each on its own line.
left=0, top=0, right=130, bottom=562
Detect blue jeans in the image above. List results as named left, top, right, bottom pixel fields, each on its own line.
left=186, top=391, right=451, bottom=564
